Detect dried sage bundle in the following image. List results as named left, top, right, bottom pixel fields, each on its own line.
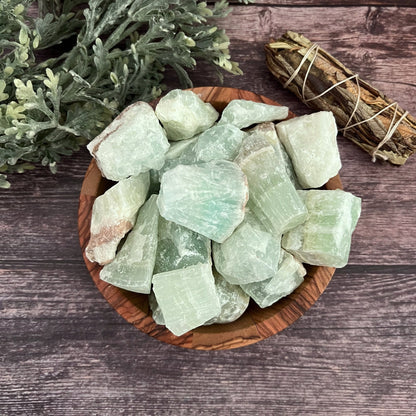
left=265, top=31, right=416, bottom=165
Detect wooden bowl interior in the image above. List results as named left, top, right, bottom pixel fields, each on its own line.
left=78, top=86, right=341, bottom=350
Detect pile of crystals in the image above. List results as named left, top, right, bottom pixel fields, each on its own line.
left=85, top=89, right=361, bottom=337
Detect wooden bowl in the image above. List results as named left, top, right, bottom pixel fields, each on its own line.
left=78, top=86, right=342, bottom=350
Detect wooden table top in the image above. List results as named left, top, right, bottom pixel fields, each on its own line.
left=1, top=1, right=415, bottom=414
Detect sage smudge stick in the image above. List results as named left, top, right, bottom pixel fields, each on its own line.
left=265, top=31, right=416, bottom=165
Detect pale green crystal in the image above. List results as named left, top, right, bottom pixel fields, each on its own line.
left=152, top=263, right=221, bottom=336
left=236, top=134, right=307, bottom=236
left=276, top=111, right=341, bottom=188
left=85, top=173, right=150, bottom=265
left=249, top=122, right=301, bottom=189
left=154, top=216, right=211, bottom=274
left=87, top=101, right=169, bottom=181
left=193, top=124, right=246, bottom=162
left=149, top=291, right=165, bottom=325
left=157, top=161, right=249, bottom=243
left=155, top=89, right=219, bottom=141
left=241, top=249, right=306, bottom=308
left=213, top=210, right=281, bottom=284
left=218, top=99, right=288, bottom=129
left=282, top=189, right=361, bottom=268
left=204, top=271, right=250, bottom=325
left=99, top=195, right=159, bottom=294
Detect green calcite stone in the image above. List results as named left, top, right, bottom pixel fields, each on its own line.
left=249, top=123, right=301, bottom=189
left=157, top=160, right=249, bottom=243
left=85, top=173, right=150, bottom=265
left=99, top=195, right=159, bottom=294
left=276, top=111, right=341, bottom=188
left=155, top=89, right=219, bottom=141
left=154, top=216, right=211, bottom=274
left=241, top=249, right=306, bottom=308
left=282, top=189, right=362, bottom=268
left=193, top=124, right=246, bottom=162
left=149, top=291, right=165, bottom=325
left=213, top=210, right=281, bottom=284
left=236, top=134, right=307, bottom=236
left=157, top=137, right=198, bottom=179
left=87, top=101, right=169, bottom=181
left=204, top=271, right=250, bottom=325
left=218, top=99, right=288, bottom=129
left=152, top=263, right=221, bottom=336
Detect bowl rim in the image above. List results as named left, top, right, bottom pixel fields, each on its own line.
left=78, top=86, right=341, bottom=350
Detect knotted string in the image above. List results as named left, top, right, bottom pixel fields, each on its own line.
left=283, top=42, right=407, bottom=162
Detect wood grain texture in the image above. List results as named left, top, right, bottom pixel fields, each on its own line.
left=78, top=87, right=340, bottom=350
left=1, top=2, right=416, bottom=414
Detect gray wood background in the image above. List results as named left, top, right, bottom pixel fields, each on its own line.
left=1, top=1, right=415, bottom=415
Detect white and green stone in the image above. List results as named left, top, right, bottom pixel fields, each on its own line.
left=236, top=134, right=307, bottom=236
left=241, top=249, right=306, bottom=308
left=157, top=160, right=249, bottom=243
left=154, top=216, right=211, bottom=274
left=204, top=271, right=250, bottom=325
left=85, top=173, right=150, bottom=265
left=213, top=210, right=281, bottom=284
left=149, top=291, right=165, bottom=325
left=87, top=101, right=169, bottom=181
left=193, top=124, right=246, bottom=162
left=218, top=99, right=288, bottom=129
left=152, top=263, right=221, bottom=336
left=155, top=89, right=219, bottom=141
left=249, top=123, right=301, bottom=189
left=99, top=195, right=159, bottom=294
left=276, top=111, right=341, bottom=188
left=282, top=189, right=362, bottom=268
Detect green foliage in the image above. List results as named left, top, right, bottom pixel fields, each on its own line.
left=0, top=0, right=247, bottom=188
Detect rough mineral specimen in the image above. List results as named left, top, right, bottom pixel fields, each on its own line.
left=152, top=263, right=221, bottom=336
left=276, top=111, right=341, bottom=188
left=212, top=210, right=281, bottom=284
left=155, top=89, right=219, bottom=141
left=282, top=189, right=362, bottom=268
left=99, top=195, right=159, bottom=294
left=219, top=99, right=289, bottom=129
left=85, top=173, right=150, bottom=265
left=241, top=249, right=306, bottom=308
left=236, top=134, right=307, bottom=235
left=157, top=160, right=249, bottom=243
left=249, top=123, right=301, bottom=189
left=154, top=216, right=211, bottom=274
left=193, top=124, right=246, bottom=162
left=149, top=291, right=165, bottom=325
left=87, top=101, right=169, bottom=181
left=204, top=271, right=250, bottom=325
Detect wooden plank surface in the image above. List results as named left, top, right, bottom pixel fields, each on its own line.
left=1, top=2, right=415, bottom=415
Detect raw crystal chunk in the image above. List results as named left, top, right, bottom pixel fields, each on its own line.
left=154, top=216, right=211, bottom=274
left=249, top=123, right=301, bottom=189
left=236, top=134, right=307, bottom=236
left=157, top=137, right=198, bottom=179
left=155, top=89, right=218, bottom=141
left=85, top=173, right=150, bottom=265
left=276, top=111, right=341, bottom=188
left=152, top=263, right=221, bottom=336
left=157, top=161, right=249, bottom=243
left=99, top=195, right=159, bottom=294
left=282, top=189, right=362, bottom=268
left=218, top=99, right=288, bottom=129
left=87, top=101, right=169, bottom=181
left=213, top=211, right=281, bottom=284
left=149, top=291, right=165, bottom=325
left=194, top=124, right=246, bottom=162
left=204, top=271, right=250, bottom=325
left=241, top=249, right=306, bottom=308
